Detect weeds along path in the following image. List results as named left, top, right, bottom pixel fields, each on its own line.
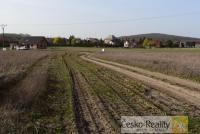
left=64, top=55, right=117, bottom=134
left=81, top=55, right=200, bottom=107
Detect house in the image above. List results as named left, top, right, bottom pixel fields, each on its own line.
left=11, top=36, right=48, bottom=50
left=124, top=41, right=129, bottom=48
left=75, top=38, right=82, bottom=44
left=0, top=36, right=18, bottom=47
left=124, top=41, right=137, bottom=48
left=179, top=41, right=195, bottom=48
left=86, top=38, right=99, bottom=44
left=104, top=35, right=118, bottom=46
left=195, top=42, right=200, bottom=48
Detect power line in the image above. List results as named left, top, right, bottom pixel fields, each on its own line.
left=7, top=11, right=200, bottom=26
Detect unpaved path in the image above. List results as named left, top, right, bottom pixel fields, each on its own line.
left=81, top=55, right=200, bottom=107
left=88, top=55, right=200, bottom=91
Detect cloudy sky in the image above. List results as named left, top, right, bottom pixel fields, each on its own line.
left=1, top=0, right=200, bottom=38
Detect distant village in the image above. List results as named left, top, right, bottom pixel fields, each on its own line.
left=0, top=33, right=200, bottom=50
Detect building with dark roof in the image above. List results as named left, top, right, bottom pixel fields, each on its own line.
left=10, top=36, right=48, bottom=50
left=0, top=35, right=19, bottom=47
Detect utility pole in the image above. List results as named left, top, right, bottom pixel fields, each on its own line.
left=0, top=24, right=7, bottom=50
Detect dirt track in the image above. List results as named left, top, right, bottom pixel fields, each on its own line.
left=81, top=55, right=200, bottom=107
left=1, top=56, right=49, bottom=106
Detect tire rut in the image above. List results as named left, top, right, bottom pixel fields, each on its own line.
left=69, top=69, right=116, bottom=134
left=70, top=69, right=97, bottom=134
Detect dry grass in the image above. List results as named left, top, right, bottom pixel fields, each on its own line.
left=94, top=50, right=200, bottom=82
left=0, top=50, right=50, bottom=74
left=0, top=52, right=51, bottom=133
left=0, top=50, right=51, bottom=90
left=0, top=48, right=200, bottom=133
left=0, top=54, right=76, bottom=133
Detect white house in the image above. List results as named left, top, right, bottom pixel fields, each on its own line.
left=124, top=41, right=129, bottom=48
left=195, top=42, right=200, bottom=48
left=104, top=35, right=117, bottom=46
left=124, top=41, right=138, bottom=48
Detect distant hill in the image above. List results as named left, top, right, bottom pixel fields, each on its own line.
left=119, top=33, right=200, bottom=42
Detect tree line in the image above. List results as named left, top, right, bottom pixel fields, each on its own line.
left=51, top=36, right=106, bottom=47
left=51, top=36, right=180, bottom=48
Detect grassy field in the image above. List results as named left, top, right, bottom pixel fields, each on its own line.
left=92, top=48, right=200, bottom=82
left=0, top=48, right=200, bottom=133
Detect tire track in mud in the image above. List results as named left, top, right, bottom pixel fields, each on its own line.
left=78, top=72, right=117, bottom=133
left=81, top=55, right=200, bottom=107
left=70, top=70, right=95, bottom=134
left=69, top=68, right=116, bottom=134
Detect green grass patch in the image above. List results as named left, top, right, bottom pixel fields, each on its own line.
left=189, top=117, right=200, bottom=133
left=23, top=55, right=76, bottom=133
